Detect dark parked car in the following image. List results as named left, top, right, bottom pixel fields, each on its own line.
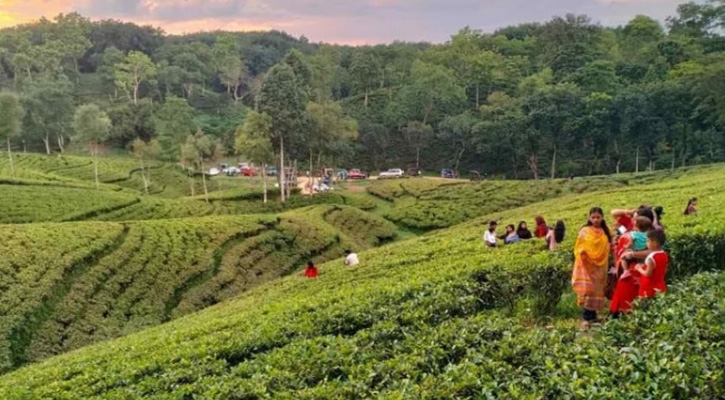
left=441, top=169, right=455, bottom=179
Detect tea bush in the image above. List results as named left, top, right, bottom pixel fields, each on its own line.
left=1, top=163, right=725, bottom=397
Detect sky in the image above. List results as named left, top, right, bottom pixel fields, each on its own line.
left=0, top=0, right=690, bottom=44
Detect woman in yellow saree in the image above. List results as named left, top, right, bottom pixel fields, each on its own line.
left=572, top=207, right=612, bottom=326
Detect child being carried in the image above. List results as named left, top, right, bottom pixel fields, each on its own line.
left=621, top=216, right=652, bottom=275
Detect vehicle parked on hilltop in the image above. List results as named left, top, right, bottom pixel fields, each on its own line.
left=208, top=168, right=221, bottom=176
left=407, top=168, right=422, bottom=177
left=348, top=169, right=368, bottom=180
left=241, top=166, right=257, bottom=177
left=441, top=169, right=456, bottom=179
left=226, top=166, right=241, bottom=176
left=379, top=168, right=405, bottom=179
left=266, top=166, right=278, bottom=176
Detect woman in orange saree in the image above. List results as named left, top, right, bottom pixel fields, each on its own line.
left=572, top=207, right=612, bottom=326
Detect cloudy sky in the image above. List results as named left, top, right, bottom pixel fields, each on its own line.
left=0, top=0, right=689, bottom=44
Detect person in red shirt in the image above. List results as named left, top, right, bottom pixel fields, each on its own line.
left=304, top=261, right=319, bottom=279
left=635, top=230, right=668, bottom=298
left=534, top=216, right=548, bottom=238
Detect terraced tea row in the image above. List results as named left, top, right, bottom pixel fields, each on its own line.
left=1, top=163, right=722, bottom=398
left=0, top=206, right=396, bottom=372
left=369, top=166, right=720, bottom=230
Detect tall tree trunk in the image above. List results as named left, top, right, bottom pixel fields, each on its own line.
left=262, top=164, right=268, bottom=203
left=201, top=161, right=209, bottom=203
left=140, top=158, right=149, bottom=195
left=188, top=169, right=195, bottom=197
left=286, top=159, right=295, bottom=199
left=416, top=147, right=421, bottom=170
left=279, top=137, right=286, bottom=203
left=93, top=145, right=100, bottom=190
left=43, top=134, right=51, bottom=155
left=454, top=148, right=465, bottom=176
left=364, top=88, right=369, bottom=108
left=550, top=145, right=557, bottom=179
left=7, top=137, right=14, bottom=178
left=528, top=154, right=538, bottom=180
left=309, top=150, right=314, bottom=195
left=512, top=155, right=518, bottom=179
left=133, top=83, right=139, bottom=106
left=57, top=135, right=65, bottom=153
left=635, top=147, right=640, bottom=174
left=613, top=138, right=621, bottom=174
left=671, top=150, right=676, bottom=172
left=475, top=84, right=480, bottom=109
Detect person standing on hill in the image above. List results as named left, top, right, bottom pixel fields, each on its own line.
left=483, top=221, right=498, bottom=248
left=572, top=207, right=612, bottom=328
left=516, top=221, right=533, bottom=240
left=344, top=250, right=359, bottom=266
left=545, top=221, right=566, bottom=251
left=304, top=261, right=319, bottom=278
left=535, top=216, right=548, bottom=238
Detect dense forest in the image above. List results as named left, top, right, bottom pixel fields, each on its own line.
left=2, top=1, right=725, bottom=179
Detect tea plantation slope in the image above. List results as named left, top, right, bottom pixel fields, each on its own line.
left=0, top=206, right=395, bottom=372
left=370, top=164, right=723, bottom=230
left=2, top=166, right=725, bottom=398
left=0, top=153, right=255, bottom=199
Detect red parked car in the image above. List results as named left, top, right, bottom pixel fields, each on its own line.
left=241, top=166, right=257, bottom=177
left=348, top=169, right=368, bottom=180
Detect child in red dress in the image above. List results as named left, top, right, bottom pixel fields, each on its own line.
left=635, top=230, right=668, bottom=298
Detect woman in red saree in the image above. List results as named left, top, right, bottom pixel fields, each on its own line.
left=572, top=207, right=612, bottom=327
left=609, top=232, right=639, bottom=316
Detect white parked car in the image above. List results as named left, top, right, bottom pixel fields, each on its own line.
left=379, top=168, right=404, bottom=179
left=225, top=167, right=241, bottom=176
left=208, top=168, right=221, bottom=176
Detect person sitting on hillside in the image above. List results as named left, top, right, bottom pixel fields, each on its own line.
left=304, top=261, right=319, bottom=279
left=545, top=220, right=566, bottom=251
left=516, top=221, right=533, bottom=240
left=344, top=250, right=359, bottom=266
left=635, top=230, right=669, bottom=298
left=684, top=198, right=698, bottom=215
left=500, top=224, right=520, bottom=245
left=483, top=221, right=498, bottom=248
left=534, top=216, right=548, bottom=238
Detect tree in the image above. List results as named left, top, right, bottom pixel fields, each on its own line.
left=438, top=112, right=478, bottom=174
left=107, top=100, right=156, bottom=148
left=350, top=48, right=380, bottom=108
left=402, top=121, right=434, bottom=170
left=99, top=46, right=124, bottom=98
left=0, top=92, right=24, bottom=177
left=21, top=77, right=74, bottom=154
left=130, top=138, right=160, bottom=195
left=73, top=104, right=112, bottom=190
left=477, top=92, right=530, bottom=178
left=258, top=63, right=308, bottom=202
left=115, top=51, right=157, bottom=105
left=214, top=35, right=246, bottom=102
left=155, top=96, right=197, bottom=161
left=236, top=111, right=275, bottom=203
left=387, top=61, right=466, bottom=127
left=523, top=83, right=584, bottom=178
left=184, top=130, right=220, bottom=202
left=359, top=123, right=390, bottom=172
left=307, top=102, right=358, bottom=186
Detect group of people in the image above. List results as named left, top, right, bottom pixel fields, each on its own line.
left=573, top=203, right=678, bottom=328
left=483, top=216, right=566, bottom=250
left=303, top=249, right=359, bottom=279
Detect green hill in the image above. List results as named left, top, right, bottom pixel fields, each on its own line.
left=1, top=163, right=722, bottom=398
